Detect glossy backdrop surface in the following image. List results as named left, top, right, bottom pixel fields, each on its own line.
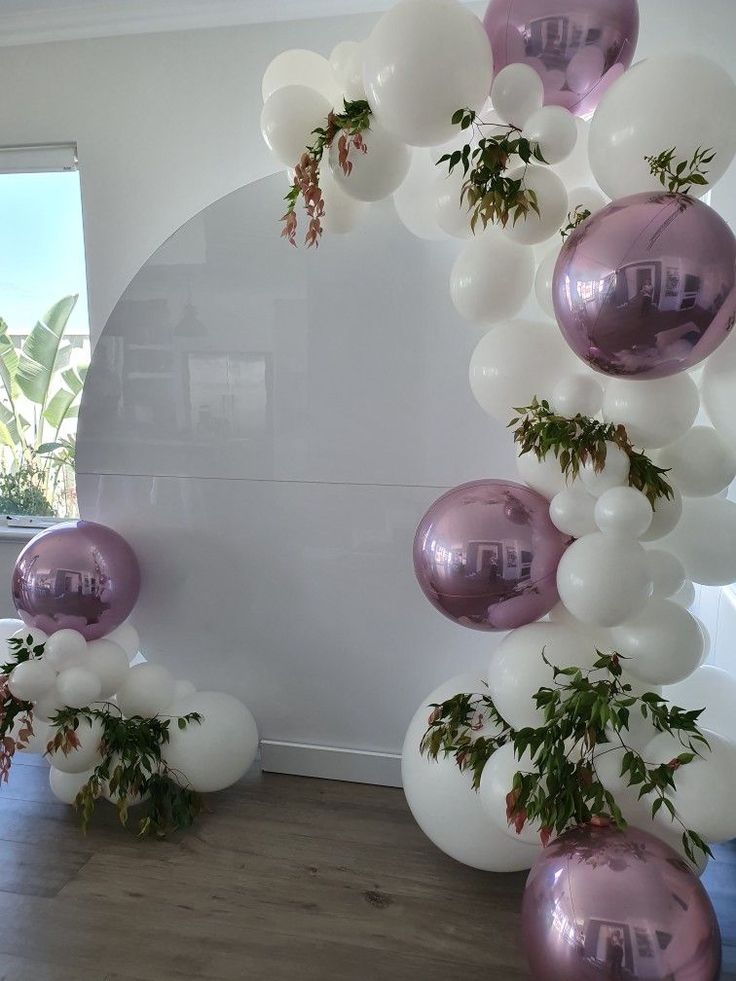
left=76, top=174, right=518, bottom=762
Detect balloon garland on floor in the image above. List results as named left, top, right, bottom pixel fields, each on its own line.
left=0, top=520, right=258, bottom=835
left=262, top=0, right=736, bottom=975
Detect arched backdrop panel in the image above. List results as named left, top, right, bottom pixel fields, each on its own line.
left=76, top=173, right=517, bottom=784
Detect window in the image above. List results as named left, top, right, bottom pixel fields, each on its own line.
left=0, top=144, right=89, bottom=525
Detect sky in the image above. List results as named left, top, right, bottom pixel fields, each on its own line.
left=0, top=171, right=89, bottom=337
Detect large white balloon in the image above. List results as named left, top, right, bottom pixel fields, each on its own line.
left=566, top=185, right=608, bottom=216
left=392, top=149, right=446, bottom=241
left=469, top=319, right=576, bottom=422
left=589, top=54, right=736, bottom=200
left=8, top=659, right=56, bottom=701
left=652, top=426, right=736, bottom=498
left=488, top=622, right=597, bottom=729
left=594, top=486, right=652, bottom=539
left=664, top=666, right=736, bottom=744
left=49, top=767, right=95, bottom=805
left=516, top=450, right=572, bottom=501
left=329, top=41, right=365, bottom=101
left=116, top=663, right=175, bottom=718
left=502, top=166, right=568, bottom=246
left=659, top=496, right=736, bottom=586
left=610, top=599, right=703, bottom=686
left=56, top=667, right=102, bottom=709
left=260, top=85, right=331, bottom=168
left=579, top=441, right=630, bottom=498
left=434, top=167, right=472, bottom=238
left=47, top=716, right=104, bottom=775
left=702, top=329, right=736, bottom=452
left=556, top=532, right=652, bottom=626
left=161, top=691, right=259, bottom=793
left=104, top=622, right=140, bottom=661
left=647, top=729, right=736, bottom=844
left=261, top=49, right=341, bottom=104
left=363, top=0, right=493, bottom=147
left=401, top=674, right=540, bottom=871
left=550, top=374, right=603, bottom=418
left=549, top=486, right=597, bottom=539
left=85, top=639, right=130, bottom=699
left=479, top=744, right=540, bottom=844
left=602, top=375, right=699, bottom=450
left=328, top=120, right=410, bottom=202
left=521, top=106, right=577, bottom=165
left=645, top=548, right=686, bottom=598
left=491, top=63, right=543, bottom=127
left=44, top=629, right=87, bottom=671
left=533, top=244, right=559, bottom=319
left=450, top=229, right=534, bottom=324
left=640, top=486, right=682, bottom=543
left=320, top=164, right=368, bottom=234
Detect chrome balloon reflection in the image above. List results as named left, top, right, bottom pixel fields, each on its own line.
left=553, top=192, right=736, bottom=380
left=483, top=0, right=640, bottom=117
left=522, top=825, right=721, bottom=981
left=12, top=521, right=141, bottom=641
left=413, top=480, right=570, bottom=631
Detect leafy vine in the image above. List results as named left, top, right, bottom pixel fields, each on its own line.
left=644, top=146, right=714, bottom=194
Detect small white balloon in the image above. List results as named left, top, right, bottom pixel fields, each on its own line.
left=104, top=622, right=140, bottom=661
left=0, top=618, right=24, bottom=648
left=517, top=451, right=570, bottom=501
left=11, top=626, right=48, bottom=648
left=579, top=441, right=630, bottom=497
left=594, top=486, right=652, bottom=539
left=659, top=496, right=736, bottom=586
left=261, top=49, right=341, bottom=104
left=602, top=375, right=699, bottom=450
left=392, top=149, right=446, bottom=241
left=49, top=767, right=95, bottom=805
left=641, top=486, right=683, bottom=543
left=556, top=532, right=652, bottom=626
left=85, top=640, right=130, bottom=699
left=549, top=487, right=597, bottom=539
left=260, top=85, right=331, bottom=168
left=434, top=166, right=472, bottom=238
left=162, top=691, right=259, bottom=793
left=450, top=229, right=535, bottom=324
left=329, top=41, right=365, bottom=100
left=328, top=120, right=410, bottom=202
left=56, top=667, right=102, bottom=710
left=8, top=659, right=56, bottom=701
left=44, top=629, right=87, bottom=671
left=116, top=663, right=175, bottom=718
left=553, top=118, right=592, bottom=188
left=645, top=549, right=686, bottom=598
left=479, top=744, right=540, bottom=844
left=320, top=164, right=368, bottom=234
left=610, top=599, right=704, bottom=686
left=652, top=426, right=736, bottom=498
left=47, top=716, right=104, bottom=774
left=534, top=244, right=560, bottom=319
left=33, top=686, right=66, bottom=721
left=491, top=63, right=543, bottom=127
left=502, top=166, right=568, bottom=246
left=702, top=329, right=736, bottom=453
left=522, top=106, right=577, bottom=164
left=664, top=666, right=736, bottom=744
left=171, top=679, right=196, bottom=702
left=670, top=578, right=696, bottom=610
left=550, top=374, right=603, bottom=417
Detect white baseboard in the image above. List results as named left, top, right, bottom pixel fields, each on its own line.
left=260, top=739, right=402, bottom=788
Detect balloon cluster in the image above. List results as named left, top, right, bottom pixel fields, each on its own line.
left=2, top=521, right=258, bottom=816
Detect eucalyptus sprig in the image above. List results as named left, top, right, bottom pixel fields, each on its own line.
left=438, top=107, right=547, bottom=233
left=282, top=99, right=372, bottom=247
left=644, top=146, right=714, bottom=194
left=51, top=703, right=204, bottom=837
left=560, top=205, right=591, bottom=241
left=509, top=397, right=673, bottom=506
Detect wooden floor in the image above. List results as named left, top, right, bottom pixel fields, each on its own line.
left=0, top=755, right=733, bottom=981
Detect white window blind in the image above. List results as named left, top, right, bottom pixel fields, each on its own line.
left=0, top=143, right=77, bottom=174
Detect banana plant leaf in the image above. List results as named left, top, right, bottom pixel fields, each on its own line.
left=43, top=388, right=77, bottom=430
left=16, top=295, right=78, bottom=409
left=0, top=318, right=20, bottom=403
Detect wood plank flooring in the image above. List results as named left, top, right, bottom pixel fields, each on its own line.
left=0, top=754, right=733, bottom=981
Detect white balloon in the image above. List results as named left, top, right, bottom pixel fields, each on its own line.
left=647, top=729, right=736, bottom=843
left=579, top=441, right=630, bottom=497
left=602, top=375, right=699, bottom=450
left=594, top=486, right=652, bottom=539
left=116, top=663, right=175, bottom=718
left=671, top=578, right=696, bottom=610
left=502, top=166, right=568, bottom=246
left=469, top=319, right=576, bottom=422
left=533, top=244, right=559, bottom=319
left=640, top=486, right=682, bottom=543
left=44, top=629, right=87, bottom=671
left=319, top=164, right=367, bottom=234
left=49, top=767, right=95, bottom=805
left=659, top=496, right=736, bottom=586
left=0, top=618, right=24, bottom=648
left=329, top=41, right=365, bottom=101
left=550, top=374, right=603, bottom=417
left=261, top=49, right=341, bottom=104
left=652, top=426, right=736, bottom=498
left=85, top=640, right=130, bottom=699
left=8, top=658, right=56, bottom=701
left=566, top=185, right=608, bottom=216
left=516, top=451, right=570, bottom=501
left=450, top=229, right=534, bottom=324
left=645, top=549, right=686, bottom=598
left=489, top=622, right=597, bottom=729
left=479, top=744, right=540, bottom=844
left=610, top=599, right=703, bottom=686
left=549, top=487, right=597, bottom=539
left=162, top=691, right=259, bottom=793
left=260, top=85, right=331, bottom=168
left=11, top=626, right=48, bottom=649
left=401, top=673, right=540, bottom=871
left=363, top=0, right=493, bottom=147
left=556, top=532, right=652, bottom=626
left=171, top=679, right=197, bottom=702
left=522, top=106, right=577, bottom=165
left=392, top=149, right=446, bottom=240
left=56, top=667, right=102, bottom=709
left=589, top=54, right=736, bottom=200
left=103, top=622, right=140, bottom=661
left=552, top=118, right=592, bottom=188
left=664, top=666, right=736, bottom=744
left=33, top=686, right=66, bottom=721
left=434, top=166, right=472, bottom=238
left=328, top=120, right=410, bottom=202
left=491, top=63, right=543, bottom=127
left=47, top=716, right=104, bottom=774
left=702, top=329, right=736, bottom=452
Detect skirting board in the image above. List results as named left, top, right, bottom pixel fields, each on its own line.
left=260, top=740, right=402, bottom=788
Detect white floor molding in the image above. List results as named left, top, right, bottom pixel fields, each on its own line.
left=260, top=740, right=402, bottom=787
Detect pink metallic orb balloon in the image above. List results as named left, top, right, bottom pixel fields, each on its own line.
left=522, top=824, right=721, bottom=981
left=483, top=0, right=639, bottom=117
left=553, top=192, right=736, bottom=380
left=12, top=521, right=141, bottom=641
left=413, top=479, right=570, bottom=631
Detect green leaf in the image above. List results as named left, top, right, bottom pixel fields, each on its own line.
left=16, top=295, right=78, bottom=408
left=43, top=387, right=77, bottom=430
